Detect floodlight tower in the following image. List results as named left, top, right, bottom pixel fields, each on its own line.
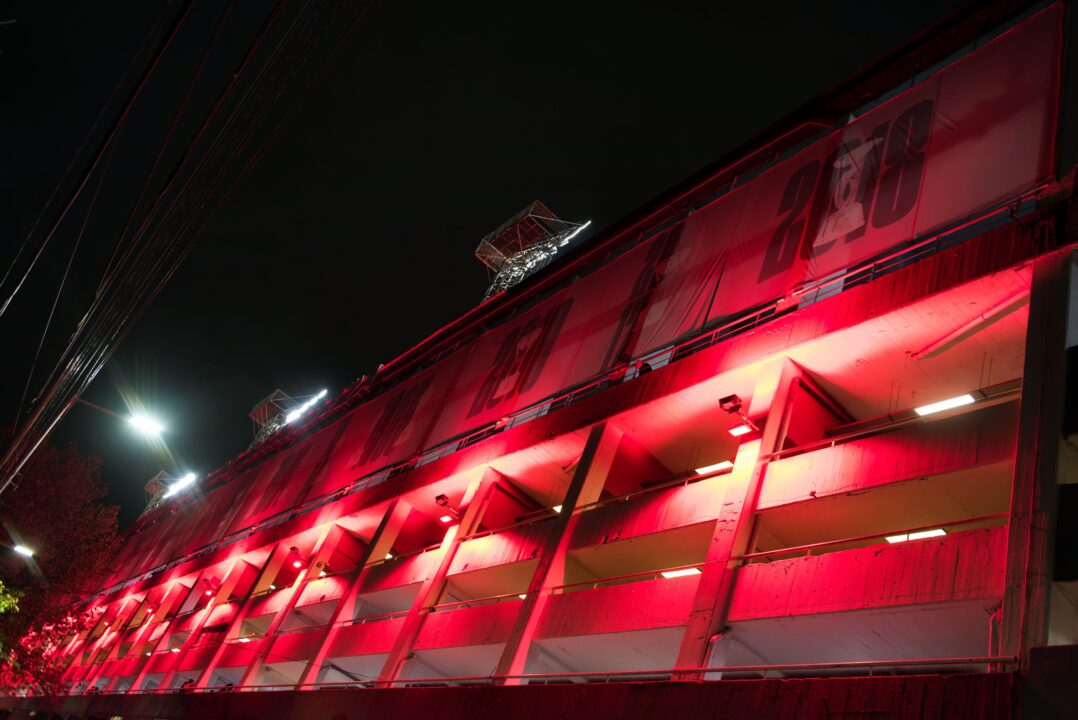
left=248, top=389, right=298, bottom=446
left=475, top=201, right=589, bottom=300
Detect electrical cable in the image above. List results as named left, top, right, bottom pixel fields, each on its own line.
left=0, top=1, right=174, bottom=301
left=0, top=0, right=364, bottom=497
left=0, top=1, right=196, bottom=321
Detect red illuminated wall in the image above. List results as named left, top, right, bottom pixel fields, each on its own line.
left=40, top=5, right=1078, bottom=717
left=93, top=5, right=1063, bottom=598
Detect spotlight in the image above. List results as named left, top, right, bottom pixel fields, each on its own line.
left=434, top=494, right=460, bottom=522
left=287, top=546, right=308, bottom=570
left=718, top=395, right=743, bottom=414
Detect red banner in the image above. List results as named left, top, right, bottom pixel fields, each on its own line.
left=128, top=5, right=1061, bottom=571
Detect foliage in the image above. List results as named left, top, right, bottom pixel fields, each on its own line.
left=0, top=441, right=119, bottom=694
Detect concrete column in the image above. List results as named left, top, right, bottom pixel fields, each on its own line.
left=128, top=578, right=199, bottom=691
left=237, top=523, right=336, bottom=688
left=493, top=421, right=624, bottom=683
left=1001, top=250, right=1073, bottom=667
left=377, top=467, right=501, bottom=684
left=296, top=499, right=412, bottom=687
left=673, top=357, right=802, bottom=677
left=190, top=554, right=272, bottom=688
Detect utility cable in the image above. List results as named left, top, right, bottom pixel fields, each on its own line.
left=0, top=0, right=195, bottom=321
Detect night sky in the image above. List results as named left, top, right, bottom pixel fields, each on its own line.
left=1, top=1, right=968, bottom=526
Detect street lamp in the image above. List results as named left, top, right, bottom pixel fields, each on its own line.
left=126, top=413, right=165, bottom=437
left=76, top=399, right=165, bottom=437
left=1, top=542, right=34, bottom=558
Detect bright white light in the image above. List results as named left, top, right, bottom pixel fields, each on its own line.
left=237, top=637, right=250, bottom=643
left=162, top=473, right=197, bottom=499
left=885, top=528, right=946, bottom=544
left=170, top=647, right=180, bottom=653
left=127, top=414, right=165, bottom=436
left=12, top=544, right=34, bottom=558
left=660, top=567, right=702, bottom=579
left=728, top=424, right=753, bottom=437
left=439, top=514, right=453, bottom=524
left=552, top=505, right=563, bottom=514
left=695, top=461, right=734, bottom=475
left=269, top=584, right=277, bottom=591
left=518, top=594, right=527, bottom=600
left=285, top=389, right=329, bottom=424
left=558, top=220, right=592, bottom=247
left=914, top=394, right=975, bottom=417
left=384, top=553, right=394, bottom=561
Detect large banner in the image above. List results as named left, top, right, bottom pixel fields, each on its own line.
left=136, top=5, right=1061, bottom=562
left=642, top=5, right=1060, bottom=349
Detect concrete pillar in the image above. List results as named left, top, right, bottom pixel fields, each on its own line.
left=1001, top=249, right=1073, bottom=667
left=237, top=523, right=336, bottom=688
left=493, top=421, right=624, bottom=683
left=296, top=499, right=412, bottom=687
left=128, top=578, right=199, bottom=691
left=673, top=357, right=802, bottom=677
left=377, top=467, right=502, bottom=684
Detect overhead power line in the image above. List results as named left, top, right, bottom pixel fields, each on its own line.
left=0, top=0, right=380, bottom=498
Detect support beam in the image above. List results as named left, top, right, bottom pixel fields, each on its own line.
left=192, top=553, right=279, bottom=689
left=237, top=524, right=336, bottom=688
left=674, top=357, right=803, bottom=677
left=128, top=579, right=200, bottom=691
left=493, top=422, right=624, bottom=683
left=297, top=499, right=412, bottom=687
left=377, top=467, right=501, bottom=683
left=1000, top=249, right=1073, bottom=667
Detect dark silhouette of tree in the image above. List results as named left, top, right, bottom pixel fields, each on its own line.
left=0, top=440, right=119, bottom=692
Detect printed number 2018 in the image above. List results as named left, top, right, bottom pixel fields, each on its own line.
left=759, top=99, right=933, bottom=282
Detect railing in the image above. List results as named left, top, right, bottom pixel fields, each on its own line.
left=763, top=378, right=1023, bottom=463
left=426, top=592, right=526, bottom=613
left=76, top=655, right=1016, bottom=695
left=739, top=513, right=1009, bottom=563
left=549, top=563, right=704, bottom=595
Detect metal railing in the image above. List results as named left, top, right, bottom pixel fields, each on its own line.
left=76, top=655, right=1016, bottom=696
left=739, top=513, right=1009, bottom=562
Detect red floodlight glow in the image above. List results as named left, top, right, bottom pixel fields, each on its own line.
left=287, top=546, right=307, bottom=570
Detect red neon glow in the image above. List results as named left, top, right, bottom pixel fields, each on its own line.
left=728, top=423, right=753, bottom=437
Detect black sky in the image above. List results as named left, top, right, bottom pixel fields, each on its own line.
left=0, top=0, right=969, bottom=526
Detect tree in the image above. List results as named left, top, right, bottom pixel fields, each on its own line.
left=0, top=441, right=119, bottom=693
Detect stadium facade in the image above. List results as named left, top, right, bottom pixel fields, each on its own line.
left=7, top=1, right=1078, bottom=717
